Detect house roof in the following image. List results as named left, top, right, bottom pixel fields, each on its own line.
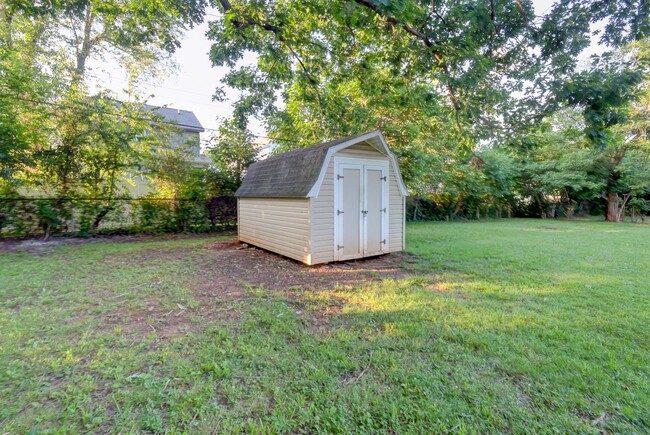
left=236, top=130, right=408, bottom=198
left=144, top=105, right=204, bottom=133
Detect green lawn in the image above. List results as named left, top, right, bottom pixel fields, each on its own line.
left=1, top=220, right=649, bottom=433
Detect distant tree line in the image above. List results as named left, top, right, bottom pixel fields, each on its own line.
left=209, top=0, right=650, bottom=223
left=1, top=0, right=649, bottom=239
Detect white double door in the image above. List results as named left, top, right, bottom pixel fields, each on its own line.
left=334, top=158, right=389, bottom=261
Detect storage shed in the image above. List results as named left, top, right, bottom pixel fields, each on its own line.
left=236, top=130, right=408, bottom=265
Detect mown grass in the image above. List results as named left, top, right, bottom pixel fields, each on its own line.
left=0, top=220, right=648, bottom=433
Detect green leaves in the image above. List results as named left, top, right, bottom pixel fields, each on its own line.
left=207, top=117, right=259, bottom=188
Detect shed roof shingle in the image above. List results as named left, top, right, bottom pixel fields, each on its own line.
left=236, top=131, right=377, bottom=198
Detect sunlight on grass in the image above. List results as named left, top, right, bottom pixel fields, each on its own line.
left=1, top=221, right=649, bottom=433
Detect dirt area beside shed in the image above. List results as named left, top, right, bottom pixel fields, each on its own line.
left=192, top=239, right=416, bottom=299
left=1, top=233, right=418, bottom=342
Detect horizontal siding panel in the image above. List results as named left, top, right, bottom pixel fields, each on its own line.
left=239, top=207, right=308, bottom=215
left=312, top=248, right=333, bottom=256
left=238, top=235, right=307, bottom=255
left=239, top=234, right=309, bottom=253
left=239, top=206, right=309, bottom=215
left=239, top=230, right=308, bottom=251
left=312, top=205, right=333, bottom=212
left=337, top=149, right=389, bottom=160
left=239, top=232, right=308, bottom=256
left=239, top=238, right=308, bottom=262
left=239, top=198, right=311, bottom=264
left=239, top=224, right=308, bottom=238
left=312, top=254, right=334, bottom=264
left=239, top=215, right=310, bottom=229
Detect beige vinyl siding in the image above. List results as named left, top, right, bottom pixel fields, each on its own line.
left=388, top=167, right=405, bottom=252
left=338, top=142, right=390, bottom=160
left=310, top=158, right=335, bottom=264
left=238, top=198, right=312, bottom=264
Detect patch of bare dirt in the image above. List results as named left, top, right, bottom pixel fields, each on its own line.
left=50, top=235, right=420, bottom=342
left=183, top=241, right=421, bottom=333
left=0, top=232, right=232, bottom=254
left=191, top=241, right=416, bottom=299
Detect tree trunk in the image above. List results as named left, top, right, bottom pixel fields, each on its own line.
left=605, top=148, right=627, bottom=223
left=74, top=5, right=95, bottom=80
left=606, top=191, right=620, bottom=222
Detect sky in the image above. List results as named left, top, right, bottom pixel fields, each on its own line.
left=89, top=0, right=594, bottom=147
left=88, top=6, right=261, bottom=146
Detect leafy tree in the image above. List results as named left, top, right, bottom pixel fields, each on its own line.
left=205, top=0, right=649, bottom=226
left=476, top=149, right=520, bottom=218
left=207, top=117, right=259, bottom=186
left=556, top=42, right=650, bottom=221
left=208, top=0, right=646, bottom=149
left=512, top=109, right=605, bottom=218
left=618, top=149, right=650, bottom=220
left=0, top=0, right=213, bottom=235
left=139, top=130, right=211, bottom=233
left=1, top=0, right=208, bottom=80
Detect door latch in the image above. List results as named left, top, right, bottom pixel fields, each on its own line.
left=381, top=239, right=387, bottom=245
left=381, top=176, right=387, bottom=181
left=337, top=174, right=344, bottom=180
left=337, top=209, right=344, bottom=215
left=337, top=245, right=344, bottom=250
left=380, top=208, right=386, bottom=213
left=361, top=210, right=368, bottom=216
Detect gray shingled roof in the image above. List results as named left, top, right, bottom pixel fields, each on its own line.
left=236, top=131, right=376, bottom=198
left=144, top=105, right=204, bottom=132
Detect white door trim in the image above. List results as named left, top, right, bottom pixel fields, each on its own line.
left=333, top=157, right=389, bottom=260
left=334, top=162, right=364, bottom=261
left=363, top=163, right=389, bottom=256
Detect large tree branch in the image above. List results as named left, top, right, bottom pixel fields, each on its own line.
left=352, top=0, right=436, bottom=49
left=217, top=0, right=281, bottom=34
left=351, top=0, right=463, bottom=126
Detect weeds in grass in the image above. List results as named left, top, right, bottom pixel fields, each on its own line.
left=1, top=221, right=648, bottom=433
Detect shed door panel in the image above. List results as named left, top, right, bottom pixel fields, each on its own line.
left=334, top=158, right=389, bottom=261
left=364, top=168, right=383, bottom=256
left=341, top=167, right=362, bottom=259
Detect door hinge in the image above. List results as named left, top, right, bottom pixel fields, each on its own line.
left=380, top=208, right=386, bottom=213
left=337, top=245, right=344, bottom=250
left=381, top=176, right=387, bottom=181
left=337, top=174, right=344, bottom=179
left=337, top=209, right=344, bottom=215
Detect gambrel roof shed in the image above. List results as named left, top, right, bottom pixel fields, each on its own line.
left=236, top=130, right=408, bottom=265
